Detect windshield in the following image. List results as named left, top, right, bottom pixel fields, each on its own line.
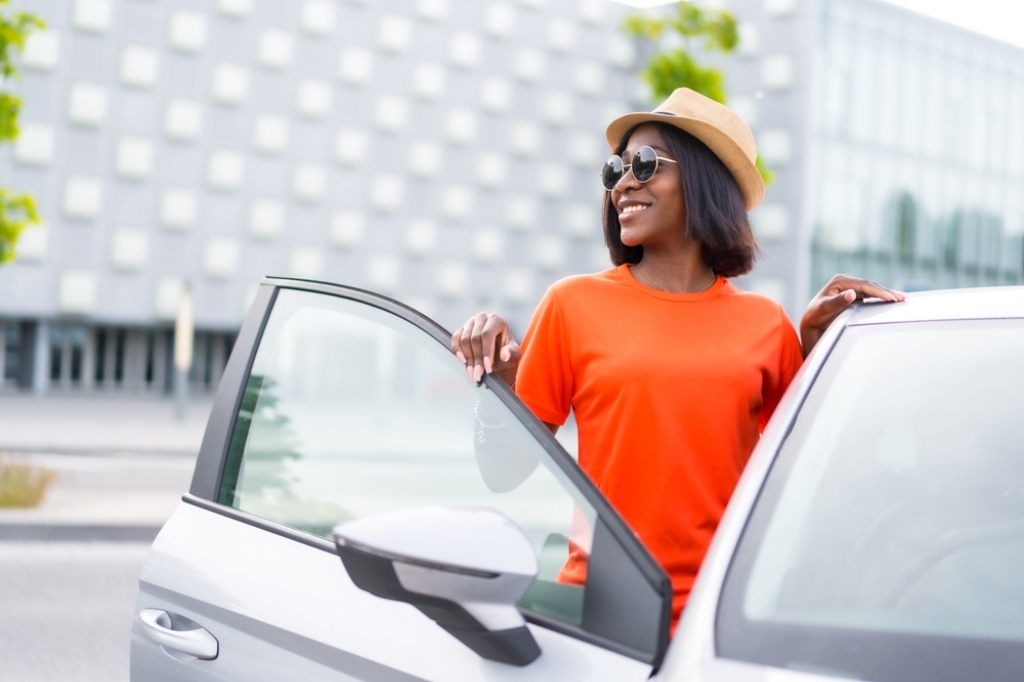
left=717, top=319, right=1024, bottom=682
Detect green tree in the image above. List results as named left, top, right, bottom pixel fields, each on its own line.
left=623, top=1, right=773, bottom=184
left=0, top=0, right=44, bottom=264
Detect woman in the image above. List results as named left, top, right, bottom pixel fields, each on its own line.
left=452, top=88, right=901, bottom=626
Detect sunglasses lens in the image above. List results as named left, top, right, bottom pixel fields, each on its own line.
left=632, top=146, right=659, bottom=183
left=601, top=155, right=624, bottom=190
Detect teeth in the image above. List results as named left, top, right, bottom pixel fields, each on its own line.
left=620, top=205, right=647, bottom=215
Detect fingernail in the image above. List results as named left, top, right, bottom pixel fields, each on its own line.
left=466, top=365, right=474, bottom=382
left=483, top=356, right=493, bottom=373
left=473, top=364, right=484, bottom=383
left=455, top=351, right=466, bottom=363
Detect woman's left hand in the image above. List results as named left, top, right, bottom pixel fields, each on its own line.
left=800, top=274, right=905, bottom=358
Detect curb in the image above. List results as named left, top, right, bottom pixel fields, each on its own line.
left=0, top=524, right=162, bottom=542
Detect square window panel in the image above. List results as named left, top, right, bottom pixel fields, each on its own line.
left=510, top=121, right=541, bottom=156
left=445, top=109, right=477, bottom=144
left=110, top=229, right=148, bottom=272
left=758, top=129, right=792, bottom=165
left=436, top=261, right=467, bottom=298
left=480, top=77, right=511, bottom=113
left=369, top=175, right=404, bottom=212
left=367, top=254, right=400, bottom=291
left=248, top=199, right=285, bottom=239
left=738, top=23, right=759, bottom=57
left=538, top=165, right=569, bottom=198
left=74, top=0, right=113, bottom=33
left=546, top=19, right=575, bottom=53
left=292, top=163, right=328, bottom=202
left=120, top=45, right=160, bottom=88
left=160, top=188, right=198, bottom=230
left=765, top=0, right=798, bottom=17
left=67, top=83, right=108, bottom=127
left=762, top=54, right=795, bottom=91
left=412, top=63, right=445, bottom=99
left=207, top=150, right=245, bottom=190
left=477, top=152, right=506, bottom=188
left=63, top=175, right=103, bottom=219
left=165, top=99, right=203, bottom=141
left=404, top=219, right=436, bottom=256
left=258, top=29, right=294, bottom=69
left=155, top=277, right=185, bottom=320
left=14, top=222, right=48, bottom=263
left=514, top=48, right=544, bottom=82
left=574, top=62, right=603, bottom=96
left=473, top=228, right=504, bottom=263
left=302, top=0, right=337, bottom=36
left=211, top=64, right=249, bottom=104
left=577, top=0, right=605, bottom=24
left=507, top=195, right=537, bottom=230
left=417, top=0, right=447, bottom=20
left=297, top=79, right=332, bottom=118
left=564, top=202, right=596, bottom=238
left=334, top=128, right=368, bottom=164
left=484, top=3, right=515, bottom=37
left=730, top=94, right=758, bottom=127
left=253, top=114, right=289, bottom=153
left=288, top=247, right=324, bottom=279
left=338, top=47, right=372, bottom=85
left=449, top=33, right=480, bottom=68
left=217, top=0, right=252, bottom=17
left=408, top=141, right=441, bottom=177
left=751, top=203, right=789, bottom=241
left=542, top=92, right=572, bottom=125
left=331, top=209, right=365, bottom=247
left=375, top=95, right=407, bottom=132
left=58, top=270, right=98, bottom=314
left=441, top=185, right=473, bottom=219
left=22, top=31, right=59, bottom=70
left=503, top=268, right=533, bottom=304
left=203, top=237, right=240, bottom=279
left=169, top=10, right=208, bottom=52
left=606, top=35, right=635, bottom=68
left=115, top=136, right=155, bottom=180
left=534, top=234, right=566, bottom=270
left=378, top=15, right=412, bottom=52
left=14, top=122, right=55, bottom=167
left=568, top=132, right=598, bottom=167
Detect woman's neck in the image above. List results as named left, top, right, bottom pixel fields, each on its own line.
left=632, top=248, right=716, bottom=293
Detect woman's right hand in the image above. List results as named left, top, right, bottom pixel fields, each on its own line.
left=450, top=313, right=521, bottom=386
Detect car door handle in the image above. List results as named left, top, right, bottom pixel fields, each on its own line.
left=139, top=608, right=219, bottom=660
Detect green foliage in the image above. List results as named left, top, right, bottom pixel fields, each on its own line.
left=623, top=1, right=773, bottom=185
left=0, top=0, right=44, bottom=265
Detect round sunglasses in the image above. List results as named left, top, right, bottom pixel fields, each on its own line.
left=600, top=145, right=678, bottom=191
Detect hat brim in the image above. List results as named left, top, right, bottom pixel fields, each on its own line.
left=606, top=111, right=765, bottom=212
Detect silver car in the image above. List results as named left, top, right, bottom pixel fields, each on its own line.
left=131, top=279, right=1024, bottom=681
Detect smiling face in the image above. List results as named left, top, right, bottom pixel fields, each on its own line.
left=609, top=124, right=688, bottom=251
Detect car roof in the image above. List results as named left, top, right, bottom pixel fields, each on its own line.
left=848, top=285, right=1024, bottom=326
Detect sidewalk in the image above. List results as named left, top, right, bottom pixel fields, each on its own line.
left=0, top=392, right=212, bottom=541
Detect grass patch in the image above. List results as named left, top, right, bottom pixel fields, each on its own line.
left=0, top=457, right=57, bottom=508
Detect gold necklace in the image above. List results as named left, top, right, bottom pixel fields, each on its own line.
left=634, top=261, right=716, bottom=293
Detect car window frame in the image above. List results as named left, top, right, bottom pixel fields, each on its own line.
left=183, top=277, right=673, bottom=668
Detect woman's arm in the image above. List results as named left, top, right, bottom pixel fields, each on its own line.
left=800, top=274, right=905, bottom=358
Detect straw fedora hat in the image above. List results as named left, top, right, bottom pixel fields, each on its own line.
left=605, top=88, right=765, bottom=211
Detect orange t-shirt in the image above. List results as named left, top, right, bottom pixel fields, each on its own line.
left=516, top=265, right=803, bottom=625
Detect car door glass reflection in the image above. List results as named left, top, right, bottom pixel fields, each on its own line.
left=218, top=290, right=596, bottom=627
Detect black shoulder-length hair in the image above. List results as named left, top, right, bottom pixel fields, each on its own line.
left=602, top=122, right=759, bottom=278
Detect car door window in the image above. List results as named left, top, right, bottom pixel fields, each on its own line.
left=218, top=288, right=596, bottom=626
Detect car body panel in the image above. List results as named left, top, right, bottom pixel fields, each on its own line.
left=849, top=286, right=1024, bottom=325
left=131, top=502, right=652, bottom=682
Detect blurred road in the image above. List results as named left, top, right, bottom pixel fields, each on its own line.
left=0, top=392, right=210, bottom=681
left=0, top=542, right=151, bottom=682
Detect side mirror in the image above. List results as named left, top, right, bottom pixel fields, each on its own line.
left=333, top=506, right=541, bottom=666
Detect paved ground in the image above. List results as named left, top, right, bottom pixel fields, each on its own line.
left=0, top=392, right=211, bottom=539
